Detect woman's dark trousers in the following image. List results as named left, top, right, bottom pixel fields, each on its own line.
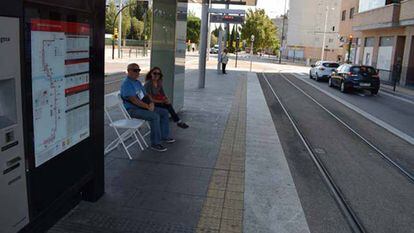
left=155, top=103, right=180, bottom=122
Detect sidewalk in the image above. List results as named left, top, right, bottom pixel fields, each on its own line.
left=48, top=67, right=309, bottom=233
left=380, top=83, right=414, bottom=102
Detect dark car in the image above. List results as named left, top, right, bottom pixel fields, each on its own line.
left=329, top=64, right=380, bottom=95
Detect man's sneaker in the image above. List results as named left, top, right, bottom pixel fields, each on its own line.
left=177, top=122, right=189, bottom=129
left=163, top=138, right=176, bottom=144
left=151, top=144, right=167, bottom=152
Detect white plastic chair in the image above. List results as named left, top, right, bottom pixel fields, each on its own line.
left=104, top=92, right=149, bottom=159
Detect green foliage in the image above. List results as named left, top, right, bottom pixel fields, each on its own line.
left=187, top=14, right=201, bottom=44
left=105, top=0, right=117, bottom=34
left=144, top=8, right=152, bottom=40
left=105, top=0, right=151, bottom=41
left=241, top=9, right=280, bottom=53
left=212, top=26, right=220, bottom=37
left=210, top=34, right=218, bottom=47
left=227, top=25, right=238, bottom=53
left=129, top=17, right=144, bottom=39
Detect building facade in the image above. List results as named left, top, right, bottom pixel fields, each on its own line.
left=338, top=0, right=362, bottom=63
left=286, top=0, right=342, bottom=61
left=339, top=0, right=414, bottom=87
left=272, top=14, right=289, bottom=57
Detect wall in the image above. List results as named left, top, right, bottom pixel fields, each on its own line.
left=359, top=0, right=386, bottom=12
left=287, top=0, right=342, bottom=60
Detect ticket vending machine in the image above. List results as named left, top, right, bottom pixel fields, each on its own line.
left=0, top=16, right=30, bottom=233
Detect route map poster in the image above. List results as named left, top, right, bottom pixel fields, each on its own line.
left=30, top=19, right=90, bottom=167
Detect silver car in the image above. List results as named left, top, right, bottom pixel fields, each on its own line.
left=310, top=61, right=340, bottom=81
left=209, top=45, right=219, bottom=54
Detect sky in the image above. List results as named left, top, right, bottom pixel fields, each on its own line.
left=188, top=0, right=289, bottom=19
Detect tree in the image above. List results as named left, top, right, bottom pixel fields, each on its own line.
left=228, top=25, right=237, bottom=53
left=210, top=34, right=218, bottom=47
left=187, top=12, right=201, bottom=44
left=144, top=8, right=152, bottom=40
left=121, top=8, right=131, bottom=41
left=129, top=17, right=144, bottom=39
left=241, top=9, right=280, bottom=53
left=212, top=26, right=220, bottom=37
left=105, top=0, right=117, bottom=34
left=105, top=0, right=151, bottom=41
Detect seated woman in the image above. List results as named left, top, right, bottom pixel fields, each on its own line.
left=144, top=67, right=189, bottom=129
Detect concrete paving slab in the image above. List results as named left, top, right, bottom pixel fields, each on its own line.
left=244, top=72, right=310, bottom=233
left=48, top=68, right=245, bottom=233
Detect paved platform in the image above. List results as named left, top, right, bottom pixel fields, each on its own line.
left=48, top=68, right=309, bottom=233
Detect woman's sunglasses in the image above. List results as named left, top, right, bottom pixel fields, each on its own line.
left=153, top=72, right=161, bottom=75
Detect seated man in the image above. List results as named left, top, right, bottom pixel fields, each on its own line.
left=120, top=63, right=174, bottom=152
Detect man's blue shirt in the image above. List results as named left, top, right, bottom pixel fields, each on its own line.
left=120, top=77, right=146, bottom=110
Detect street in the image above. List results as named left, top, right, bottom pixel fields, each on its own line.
left=259, top=72, right=414, bottom=233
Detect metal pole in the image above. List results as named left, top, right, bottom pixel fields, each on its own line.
left=321, top=5, right=329, bottom=60
left=112, top=38, right=115, bottom=59
left=198, top=0, right=210, bottom=88
left=217, top=30, right=223, bottom=73
left=118, top=0, right=122, bottom=59
left=207, top=3, right=212, bottom=61
left=249, top=40, right=253, bottom=72
left=224, top=3, right=229, bottom=49
left=347, top=38, right=352, bottom=63
left=235, top=37, right=239, bottom=68
left=279, top=0, right=287, bottom=64
left=143, top=10, right=147, bottom=57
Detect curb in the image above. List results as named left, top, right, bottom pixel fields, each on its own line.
left=380, top=86, right=414, bottom=102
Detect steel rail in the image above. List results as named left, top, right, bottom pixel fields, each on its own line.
left=281, top=73, right=414, bottom=183
left=263, top=73, right=366, bottom=233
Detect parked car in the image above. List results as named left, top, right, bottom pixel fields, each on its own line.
left=329, top=64, right=380, bottom=95
left=210, top=45, right=219, bottom=54
left=309, top=61, right=340, bottom=81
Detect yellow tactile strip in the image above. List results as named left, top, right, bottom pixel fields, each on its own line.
left=197, top=77, right=247, bottom=233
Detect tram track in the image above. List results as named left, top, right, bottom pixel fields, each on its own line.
left=278, top=73, right=414, bottom=183
left=262, top=73, right=365, bottom=233
left=260, top=72, right=414, bottom=233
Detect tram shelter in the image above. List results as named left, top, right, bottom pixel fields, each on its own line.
left=0, top=0, right=186, bottom=232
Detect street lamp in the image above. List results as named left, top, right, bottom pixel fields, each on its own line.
left=347, top=35, right=353, bottom=63
left=250, top=34, right=255, bottom=72
left=321, top=6, right=335, bottom=61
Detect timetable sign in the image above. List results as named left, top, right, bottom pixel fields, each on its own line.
left=210, top=14, right=245, bottom=24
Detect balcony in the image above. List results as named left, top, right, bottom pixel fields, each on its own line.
left=400, top=0, right=414, bottom=25
left=353, top=3, right=401, bottom=31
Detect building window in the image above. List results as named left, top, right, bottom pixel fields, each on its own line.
left=350, top=7, right=355, bottom=19
left=364, top=37, right=375, bottom=47
left=379, top=36, right=394, bottom=47
left=342, top=10, right=346, bottom=21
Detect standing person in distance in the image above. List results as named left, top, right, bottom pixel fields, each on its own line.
left=145, top=67, right=189, bottom=129
left=221, top=48, right=229, bottom=74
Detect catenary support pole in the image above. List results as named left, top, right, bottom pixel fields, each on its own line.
left=217, top=29, right=223, bottom=73
left=279, top=0, right=287, bottom=64
left=207, top=3, right=212, bottom=61
left=321, top=5, right=331, bottom=61
left=198, top=0, right=210, bottom=88
left=224, top=3, right=229, bottom=49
